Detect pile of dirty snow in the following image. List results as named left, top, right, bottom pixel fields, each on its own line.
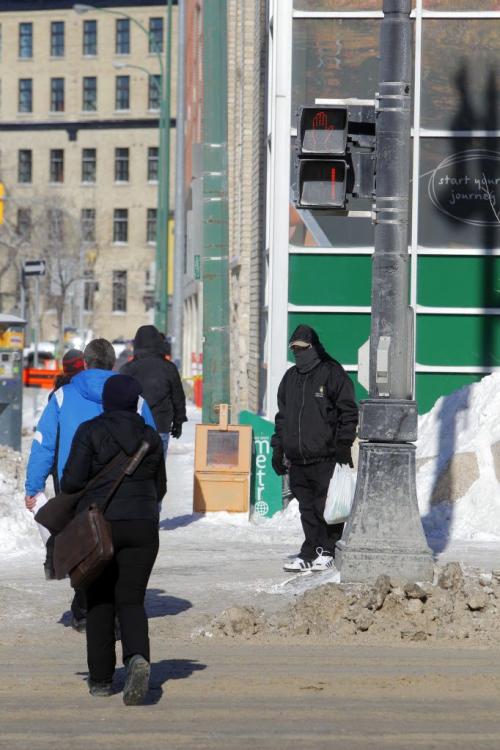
left=0, top=446, right=41, bottom=557
left=206, top=562, right=500, bottom=645
left=416, top=372, right=500, bottom=542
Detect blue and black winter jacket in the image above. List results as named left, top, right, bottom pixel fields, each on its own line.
left=25, top=369, right=156, bottom=495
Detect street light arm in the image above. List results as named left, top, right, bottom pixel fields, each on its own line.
left=112, top=61, right=163, bottom=95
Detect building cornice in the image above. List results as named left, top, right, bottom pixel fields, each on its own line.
left=0, top=117, right=175, bottom=140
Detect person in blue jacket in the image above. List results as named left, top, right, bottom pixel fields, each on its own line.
left=24, top=338, right=156, bottom=631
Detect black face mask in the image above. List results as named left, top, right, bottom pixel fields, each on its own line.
left=293, top=346, right=320, bottom=373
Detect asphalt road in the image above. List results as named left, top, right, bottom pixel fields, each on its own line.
left=2, top=635, right=500, bottom=750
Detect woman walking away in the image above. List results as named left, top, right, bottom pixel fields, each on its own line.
left=60, top=374, right=166, bottom=705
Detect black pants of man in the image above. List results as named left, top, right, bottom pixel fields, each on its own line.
left=86, top=519, right=159, bottom=683
left=289, top=460, right=344, bottom=561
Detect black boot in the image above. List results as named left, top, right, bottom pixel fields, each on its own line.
left=88, top=678, right=113, bottom=697
left=123, top=655, right=150, bottom=706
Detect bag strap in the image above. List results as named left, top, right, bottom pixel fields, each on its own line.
left=83, top=449, right=128, bottom=494
left=100, top=440, right=151, bottom=515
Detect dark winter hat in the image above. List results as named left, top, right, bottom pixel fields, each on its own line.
left=102, top=374, right=142, bottom=412
left=133, top=324, right=163, bottom=353
left=62, top=349, right=85, bottom=376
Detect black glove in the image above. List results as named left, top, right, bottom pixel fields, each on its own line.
left=170, top=422, right=183, bottom=439
left=335, top=441, right=353, bottom=467
left=272, top=448, right=287, bottom=476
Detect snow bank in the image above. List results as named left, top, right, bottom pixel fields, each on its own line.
left=417, top=372, right=500, bottom=542
left=0, top=447, right=41, bottom=558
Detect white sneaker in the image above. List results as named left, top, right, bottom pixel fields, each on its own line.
left=283, top=557, right=313, bottom=572
left=311, top=548, right=335, bottom=572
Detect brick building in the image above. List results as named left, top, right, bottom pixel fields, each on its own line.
left=182, top=0, right=267, bottom=414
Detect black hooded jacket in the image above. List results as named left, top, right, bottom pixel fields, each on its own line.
left=60, top=410, right=166, bottom=521
left=271, top=325, right=358, bottom=465
left=121, top=325, right=187, bottom=433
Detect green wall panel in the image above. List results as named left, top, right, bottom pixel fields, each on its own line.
left=417, top=314, right=500, bottom=366
left=416, top=373, right=483, bottom=415
left=418, top=256, right=500, bottom=308
left=287, top=312, right=371, bottom=365
left=289, top=255, right=372, bottom=306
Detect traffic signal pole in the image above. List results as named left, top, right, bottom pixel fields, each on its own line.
left=337, top=0, right=433, bottom=582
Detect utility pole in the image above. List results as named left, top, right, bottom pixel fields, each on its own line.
left=201, top=0, right=230, bottom=423
left=172, top=0, right=186, bottom=368
left=337, top=0, right=433, bottom=583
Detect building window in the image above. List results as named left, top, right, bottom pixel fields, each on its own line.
left=148, top=74, right=161, bottom=111
left=81, top=208, right=96, bottom=243
left=115, top=75, right=130, bottom=111
left=50, top=78, right=64, bottom=112
left=83, top=19, right=97, bottom=56
left=82, top=148, right=96, bottom=183
left=148, top=147, right=159, bottom=181
left=48, top=208, right=64, bottom=244
left=112, top=270, right=127, bottom=312
left=82, top=76, right=97, bottom=111
left=18, top=79, right=32, bottom=113
left=50, top=149, right=64, bottom=183
left=113, top=209, right=128, bottom=243
left=18, top=149, right=32, bottom=183
left=17, top=208, right=31, bottom=241
left=114, top=148, right=129, bottom=182
left=84, top=270, right=97, bottom=312
left=50, top=21, right=64, bottom=57
left=149, top=17, right=163, bottom=53
left=146, top=208, right=157, bottom=244
left=19, top=22, right=32, bottom=59
left=115, top=19, right=130, bottom=55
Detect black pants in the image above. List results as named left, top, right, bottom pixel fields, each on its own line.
left=71, top=588, right=87, bottom=621
left=289, top=460, right=344, bottom=561
left=86, top=520, right=159, bottom=683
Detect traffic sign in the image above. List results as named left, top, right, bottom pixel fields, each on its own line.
left=23, top=260, right=46, bottom=276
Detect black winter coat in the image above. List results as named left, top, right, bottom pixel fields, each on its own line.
left=60, top=410, right=166, bottom=521
left=121, top=326, right=186, bottom=433
left=271, top=327, right=358, bottom=465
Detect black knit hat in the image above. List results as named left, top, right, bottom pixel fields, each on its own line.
left=102, top=374, right=142, bottom=412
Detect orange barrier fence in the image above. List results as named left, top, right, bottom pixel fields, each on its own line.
left=23, top=368, right=62, bottom=389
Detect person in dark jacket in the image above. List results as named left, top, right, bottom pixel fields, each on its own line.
left=60, top=374, right=166, bottom=704
left=271, top=325, right=358, bottom=572
left=121, top=325, right=186, bottom=456
left=44, top=349, right=85, bottom=581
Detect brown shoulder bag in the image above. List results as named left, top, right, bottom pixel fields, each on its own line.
left=53, top=440, right=150, bottom=590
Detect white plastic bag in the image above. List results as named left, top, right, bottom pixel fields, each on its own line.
left=323, top=464, right=356, bottom=525
left=31, top=492, right=51, bottom=545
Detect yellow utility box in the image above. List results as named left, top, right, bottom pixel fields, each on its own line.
left=193, top=404, right=252, bottom=513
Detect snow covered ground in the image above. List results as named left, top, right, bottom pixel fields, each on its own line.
left=2, top=378, right=500, bottom=632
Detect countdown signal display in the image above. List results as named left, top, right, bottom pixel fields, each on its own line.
left=293, top=104, right=375, bottom=211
